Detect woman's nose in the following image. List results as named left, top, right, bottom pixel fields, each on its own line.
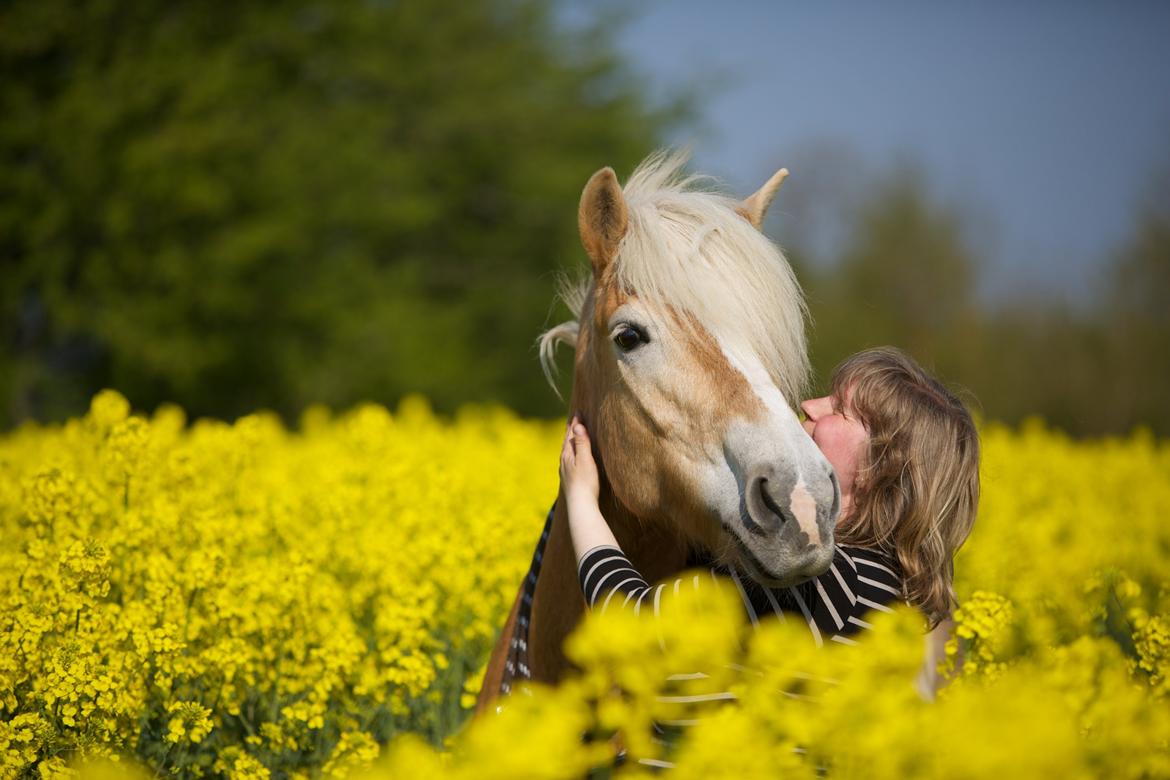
left=801, top=396, right=829, bottom=421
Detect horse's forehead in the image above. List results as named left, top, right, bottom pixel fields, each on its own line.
left=678, top=316, right=767, bottom=421
left=591, top=277, right=629, bottom=328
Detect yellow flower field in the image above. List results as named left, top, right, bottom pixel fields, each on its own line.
left=1, top=392, right=1168, bottom=778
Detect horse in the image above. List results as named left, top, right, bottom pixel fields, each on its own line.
left=477, top=151, right=840, bottom=711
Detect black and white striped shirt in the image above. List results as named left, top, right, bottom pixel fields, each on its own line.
left=577, top=543, right=905, bottom=646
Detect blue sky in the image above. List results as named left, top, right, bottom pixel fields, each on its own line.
left=607, top=1, right=1170, bottom=302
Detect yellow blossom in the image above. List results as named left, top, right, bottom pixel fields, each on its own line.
left=1, top=393, right=1168, bottom=777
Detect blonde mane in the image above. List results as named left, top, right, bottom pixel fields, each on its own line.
left=540, top=150, right=810, bottom=404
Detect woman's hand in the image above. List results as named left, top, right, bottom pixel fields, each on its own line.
left=559, top=414, right=600, bottom=508
left=560, top=414, right=620, bottom=564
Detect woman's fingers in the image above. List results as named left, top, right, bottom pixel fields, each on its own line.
left=561, top=426, right=576, bottom=466
left=560, top=413, right=598, bottom=487
left=562, top=413, right=590, bottom=459
left=562, top=421, right=581, bottom=465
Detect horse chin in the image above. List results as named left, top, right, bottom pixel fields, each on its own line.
left=724, top=530, right=802, bottom=588
left=724, top=526, right=834, bottom=589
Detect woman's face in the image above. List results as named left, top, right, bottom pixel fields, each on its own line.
left=800, top=388, right=869, bottom=504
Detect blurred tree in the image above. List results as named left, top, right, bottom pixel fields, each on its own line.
left=0, top=0, right=688, bottom=428
left=800, top=166, right=982, bottom=392
left=793, top=154, right=1170, bottom=437
left=1099, top=166, right=1170, bottom=434
left=978, top=161, right=1170, bottom=436
left=971, top=305, right=1106, bottom=434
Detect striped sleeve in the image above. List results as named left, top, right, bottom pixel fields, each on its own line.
left=577, top=543, right=905, bottom=645
left=578, top=545, right=655, bottom=613
left=577, top=545, right=721, bottom=617
left=795, top=546, right=904, bottom=644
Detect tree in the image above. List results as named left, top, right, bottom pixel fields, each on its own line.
left=0, top=0, right=689, bottom=428
left=801, top=166, right=982, bottom=389
left=1099, top=166, right=1170, bottom=433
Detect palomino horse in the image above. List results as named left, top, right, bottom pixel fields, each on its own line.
left=477, top=151, right=840, bottom=710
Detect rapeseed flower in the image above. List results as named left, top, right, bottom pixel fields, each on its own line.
left=0, top=392, right=1167, bottom=776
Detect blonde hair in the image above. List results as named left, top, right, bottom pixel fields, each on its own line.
left=830, top=347, right=980, bottom=628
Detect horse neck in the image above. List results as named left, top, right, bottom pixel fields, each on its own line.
left=598, top=485, right=689, bottom=579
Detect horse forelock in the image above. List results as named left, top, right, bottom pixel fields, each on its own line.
left=617, top=150, right=810, bottom=404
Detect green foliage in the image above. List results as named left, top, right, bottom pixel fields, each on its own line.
left=2, top=0, right=1165, bottom=436
left=0, top=0, right=687, bottom=428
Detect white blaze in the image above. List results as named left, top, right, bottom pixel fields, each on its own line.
left=789, top=478, right=821, bottom=546
left=716, top=335, right=830, bottom=544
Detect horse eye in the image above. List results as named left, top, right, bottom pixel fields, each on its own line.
left=613, top=327, right=644, bottom=351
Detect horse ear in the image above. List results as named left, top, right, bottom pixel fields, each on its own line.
left=737, top=168, right=789, bottom=230
left=578, top=167, right=629, bottom=277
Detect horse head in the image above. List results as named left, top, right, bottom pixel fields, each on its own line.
left=547, top=152, right=839, bottom=586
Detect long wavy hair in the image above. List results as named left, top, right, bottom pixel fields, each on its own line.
left=830, top=347, right=981, bottom=628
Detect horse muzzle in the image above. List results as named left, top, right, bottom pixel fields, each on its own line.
left=731, top=461, right=839, bottom=585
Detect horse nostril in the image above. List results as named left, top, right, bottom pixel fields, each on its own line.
left=758, top=478, right=787, bottom=524
left=745, top=474, right=790, bottom=536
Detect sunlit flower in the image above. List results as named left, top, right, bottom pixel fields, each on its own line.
left=1, top=393, right=1167, bottom=777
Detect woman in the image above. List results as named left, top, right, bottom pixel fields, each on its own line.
left=561, top=346, right=981, bottom=645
